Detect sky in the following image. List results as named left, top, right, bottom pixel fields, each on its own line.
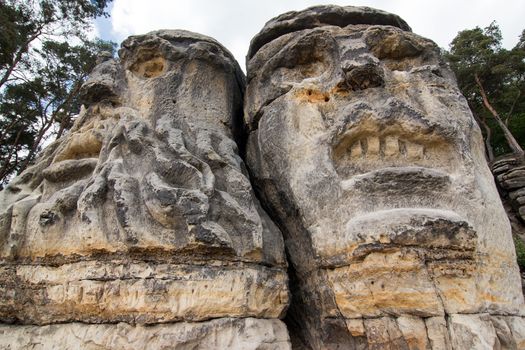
left=94, top=0, right=525, bottom=71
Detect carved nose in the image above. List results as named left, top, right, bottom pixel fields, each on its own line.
left=339, top=63, right=384, bottom=91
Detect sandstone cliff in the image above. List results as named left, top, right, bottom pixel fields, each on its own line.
left=493, top=157, right=525, bottom=224
left=244, top=5, right=525, bottom=349
left=0, top=4, right=524, bottom=350
left=0, top=30, right=289, bottom=349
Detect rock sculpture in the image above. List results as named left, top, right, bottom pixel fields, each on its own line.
left=493, top=156, right=525, bottom=222
left=0, top=30, right=290, bottom=348
left=1, top=5, right=525, bottom=350
left=244, top=5, right=525, bottom=349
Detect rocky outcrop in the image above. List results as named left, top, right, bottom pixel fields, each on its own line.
left=1, top=5, right=525, bottom=350
left=0, top=318, right=290, bottom=349
left=492, top=155, right=525, bottom=297
left=493, top=156, right=525, bottom=222
left=0, top=30, right=289, bottom=348
left=243, top=5, right=525, bottom=349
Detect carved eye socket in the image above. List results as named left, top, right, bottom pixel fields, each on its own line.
left=273, top=32, right=335, bottom=83
left=365, top=27, right=423, bottom=60
left=129, top=52, right=166, bottom=78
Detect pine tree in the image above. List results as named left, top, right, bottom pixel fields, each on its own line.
left=0, top=0, right=115, bottom=186
left=447, top=23, right=525, bottom=161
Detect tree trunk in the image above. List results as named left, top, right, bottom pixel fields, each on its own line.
left=55, top=81, right=83, bottom=140
left=475, top=73, right=524, bottom=158
left=505, top=90, right=522, bottom=125
left=0, top=129, right=23, bottom=184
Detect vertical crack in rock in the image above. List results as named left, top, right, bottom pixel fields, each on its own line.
left=423, top=255, right=447, bottom=316
left=243, top=4, right=525, bottom=349
left=422, top=318, right=434, bottom=349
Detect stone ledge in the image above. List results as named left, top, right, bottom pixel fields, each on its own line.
left=0, top=260, right=289, bottom=325
left=0, top=318, right=291, bottom=350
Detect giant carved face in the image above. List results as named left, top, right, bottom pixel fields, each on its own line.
left=0, top=30, right=288, bottom=326
left=244, top=5, right=523, bottom=334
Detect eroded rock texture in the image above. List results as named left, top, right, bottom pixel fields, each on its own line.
left=244, top=5, right=525, bottom=349
left=0, top=318, right=290, bottom=349
left=493, top=156, right=525, bottom=222
left=0, top=30, right=290, bottom=348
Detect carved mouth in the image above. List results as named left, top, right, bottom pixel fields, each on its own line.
left=331, top=105, right=460, bottom=180
left=333, top=130, right=455, bottom=176
left=341, top=166, right=451, bottom=195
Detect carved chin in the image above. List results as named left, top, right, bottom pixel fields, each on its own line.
left=316, top=208, right=477, bottom=268
left=322, top=209, right=479, bottom=318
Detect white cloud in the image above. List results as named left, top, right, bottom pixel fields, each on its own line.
left=98, top=0, right=525, bottom=71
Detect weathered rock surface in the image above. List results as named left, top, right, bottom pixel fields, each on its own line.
left=0, top=30, right=289, bottom=348
left=244, top=5, right=525, bottom=349
left=491, top=155, right=525, bottom=298
left=0, top=318, right=290, bottom=349
left=2, top=5, right=525, bottom=349
left=493, top=156, right=525, bottom=223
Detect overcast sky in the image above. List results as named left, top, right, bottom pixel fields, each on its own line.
left=94, top=0, right=525, bottom=71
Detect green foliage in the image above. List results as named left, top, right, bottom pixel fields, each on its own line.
left=448, top=25, right=525, bottom=270
left=513, top=234, right=525, bottom=271
left=446, top=22, right=525, bottom=159
left=0, top=0, right=115, bottom=186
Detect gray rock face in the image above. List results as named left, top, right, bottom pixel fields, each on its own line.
left=0, top=318, right=290, bottom=349
left=246, top=5, right=411, bottom=61
left=0, top=30, right=289, bottom=348
left=1, top=5, right=525, bottom=350
left=493, top=156, right=525, bottom=223
left=244, top=5, right=525, bottom=349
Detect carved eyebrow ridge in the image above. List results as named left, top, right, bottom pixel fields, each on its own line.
left=248, top=5, right=411, bottom=60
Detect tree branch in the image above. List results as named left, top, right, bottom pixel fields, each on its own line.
left=0, top=129, right=24, bottom=181
left=0, top=28, right=43, bottom=89
left=475, top=73, right=524, bottom=157
left=505, top=89, right=522, bottom=125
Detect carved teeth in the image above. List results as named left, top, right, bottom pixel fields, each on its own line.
left=348, top=137, right=424, bottom=160
left=350, top=141, right=363, bottom=159
left=384, top=136, right=398, bottom=157
left=367, top=136, right=380, bottom=156
left=406, top=142, right=424, bottom=160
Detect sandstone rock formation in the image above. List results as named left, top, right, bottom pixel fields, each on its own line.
left=2, top=5, right=525, bottom=350
left=244, top=5, right=525, bottom=349
left=0, top=30, right=290, bottom=348
left=493, top=156, right=525, bottom=222
left=0, top=318, right=290, bottom=349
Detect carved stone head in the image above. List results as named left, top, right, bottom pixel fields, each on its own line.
left=244, top=5, right=524, bottom=347
left=0, top=30, right=287, bottom=327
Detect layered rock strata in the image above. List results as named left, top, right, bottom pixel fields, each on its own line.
left=493, top=156, right=525, bottom=222
left=243, top=5, right=525, bottom=349
left=0, top=30, right=290, bottom=348
left=2, top=5, right=525, bottom=350
left=0, top=318, right=290, bottom=349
